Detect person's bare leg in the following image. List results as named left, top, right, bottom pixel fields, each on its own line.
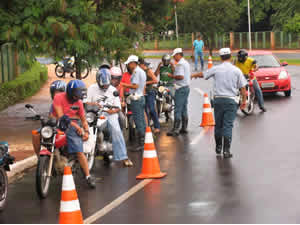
left=77, top=152, right=90, bottom=177
left=32, top=133, right=41, bottom=156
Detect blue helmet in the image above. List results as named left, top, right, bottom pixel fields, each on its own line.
left=66, top=80, right=87, bottom=102
left=96, top=68, right=111, bottom=91
left=50, top=80, right=66, bottom=99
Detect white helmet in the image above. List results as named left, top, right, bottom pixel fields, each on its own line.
left=110, top=66, right=122, bottom=79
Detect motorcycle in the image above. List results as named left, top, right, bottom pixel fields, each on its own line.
left=156, top=81, right=174, bottom=122
left=55, top=56, right=91, bottom=79
left=25, top=104, right=95, bottom=199
left=0, top=142, right=14, bottom=211
left=85, top=92, right=120, bottom=164
left=239, top=78, right=256, bottom=115
left=123, top=92, right=136, bottom=142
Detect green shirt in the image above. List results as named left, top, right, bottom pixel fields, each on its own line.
left=159, top=65, right=173, bottom=83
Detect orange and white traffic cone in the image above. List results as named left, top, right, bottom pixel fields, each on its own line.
left=59, top=166, right=83, bottom=224
left=207, top=55, right=213, bottom=69
left=200, top=93, right=215, bottom=127
left=136, top=127, right=167, bottom=179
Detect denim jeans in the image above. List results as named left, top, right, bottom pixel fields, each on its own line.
left=174, top=86, right=190, bottom=121
left=214, top=98, right=238, bottom=138
left=106, top=114, right=128, bottom=161
left=252, top=79, right=265, bottom=108
left=145, top=90, right=160, bottom=129
left=131, top=96, right=146, bottom=136
left=194, top=51, right=204, bottom=70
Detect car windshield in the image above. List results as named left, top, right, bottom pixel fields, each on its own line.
left=251, top=54, right=281, bottom=68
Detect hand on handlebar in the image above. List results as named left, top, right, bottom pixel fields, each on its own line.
left=82, top=132, right=89, bottom=141
left=240, top=102, right=247, bottom=110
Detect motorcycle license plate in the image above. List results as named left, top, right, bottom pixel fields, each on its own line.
left=261, top=82, right=275, bottom=89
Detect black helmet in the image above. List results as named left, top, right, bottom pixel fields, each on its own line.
left=66, top=80, right=87, bottom=102
left=162, top=54, right=171, bottom=66
left=50, top=80, right=66, bottom=100
left=237, top=49, right=248, bottom=63
left=99, top=59, right=111, bottom=70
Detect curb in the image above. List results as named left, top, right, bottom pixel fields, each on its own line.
left=7, top=155, right=37, bottom=183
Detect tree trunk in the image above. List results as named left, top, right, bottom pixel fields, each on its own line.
left=75, top=55, right=82, bottom=80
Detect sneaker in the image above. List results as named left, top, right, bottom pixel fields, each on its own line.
left=86, top=176, right=96, bottom=189
left=123, top=159, right=134, bottom=167
left=260, top=106, right=267, bottom=112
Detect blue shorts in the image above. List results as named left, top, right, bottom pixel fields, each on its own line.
left=66, top=125, right=83, bottom=154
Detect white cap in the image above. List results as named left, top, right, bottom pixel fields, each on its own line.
left=124, top=55, right=139, bottom=65
left=219, top=48, right=231, bottom=56
left=172, top=48, right=183, bottom=56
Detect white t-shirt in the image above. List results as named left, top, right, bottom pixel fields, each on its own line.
left=85, top=84, right=121, bottom=109
left=174, top=58, right=191, bottom=87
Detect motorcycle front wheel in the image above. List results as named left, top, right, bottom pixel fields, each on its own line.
left=128, top=115, right=136, bottom=142
left=55, top=65, right=65, bottom=78
left=241, top=94, right=255, bottom=116
left=87, top=148, right=97, bottom=171
left=0, top=168, right=8, bottom=211
left=36, top=156, right=51, bottom=199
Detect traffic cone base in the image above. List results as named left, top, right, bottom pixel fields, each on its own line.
left=200, top=93, right=215, bottom=127
left=136, top=127, right=167, bottom=180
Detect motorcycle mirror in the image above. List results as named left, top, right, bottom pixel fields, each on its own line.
left=71, top=106, right=79, bottom=111
left=113, top=91, right=119, bottom=97
left=25, top=104, right=34, bottom=109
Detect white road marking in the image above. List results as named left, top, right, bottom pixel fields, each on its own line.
left=194, top=88, right=205, bottom=96
left=84, top=179, right=153, bottom=224
left=190, top=127, right=208, bottom=145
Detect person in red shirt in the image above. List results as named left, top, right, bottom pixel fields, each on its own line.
left=120, top=66, right=132, bottom=106
left=53, top=80, right=96, bottom=188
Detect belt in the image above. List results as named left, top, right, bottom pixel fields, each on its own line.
left=174, top=84, right=189, bottom=90
left=214, top=96, right=239, bottom=104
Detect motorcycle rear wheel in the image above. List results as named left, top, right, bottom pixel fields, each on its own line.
left=55, top=65, right=65, bottom=78
left=36, top=156, right=51, bottom=199
left=0, top=168, right=8, bottom=211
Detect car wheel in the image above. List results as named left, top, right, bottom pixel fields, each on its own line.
left=284, top=90, right=291, bottom=97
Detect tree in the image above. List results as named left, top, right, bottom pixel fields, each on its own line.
left=177, top=0, right=240, bottom=54
left=0, top=0, right=143, bottom=79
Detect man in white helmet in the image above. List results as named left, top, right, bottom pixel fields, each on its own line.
left=192, top=48, right=247, bottom=158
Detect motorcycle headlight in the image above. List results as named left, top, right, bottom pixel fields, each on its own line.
left=41, top=126, right=54, bottom=139
left=278, top=71, right=288, bottom=79
left=158, top=86, right=165, bottom=93
left=86, top=112, right=95, bottom=124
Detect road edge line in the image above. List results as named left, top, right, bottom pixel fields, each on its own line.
left=84, top=179, right=153, bottom=224
left=7, top=155, right=37, bottom=183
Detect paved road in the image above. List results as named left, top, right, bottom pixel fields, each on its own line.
left=0, top=63, right=300, bottom=223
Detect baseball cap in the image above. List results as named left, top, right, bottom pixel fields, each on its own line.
left=219, top=48, right=231, bottom=56
left=172, top=48, right=183, bottom=57
left=124, top=55, right=139, bottom=65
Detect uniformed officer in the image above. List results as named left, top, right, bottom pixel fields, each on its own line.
left=192, top=48, right=247, bottom=158
left=121, top=55, right=147, bottom=151
left=167, top=48, right=191, bottom=136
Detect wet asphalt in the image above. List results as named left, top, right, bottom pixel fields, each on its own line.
left=0, top=62, right=300, bottom=223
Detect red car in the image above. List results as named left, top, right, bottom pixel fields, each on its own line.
left=248, top=51, right=291, bottom=97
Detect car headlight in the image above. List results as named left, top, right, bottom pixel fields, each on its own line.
left=279, top=71, right=288, bottom=79
left=41, top=126, right=54, bottom=139
left=86, top=112, right=95, bottom=124
left=158, top=86, right=165, bottom=93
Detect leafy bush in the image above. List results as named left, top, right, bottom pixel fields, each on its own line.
left=0, top=62, right=48, bottom=111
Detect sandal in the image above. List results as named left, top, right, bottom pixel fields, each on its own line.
left=153, top=129, right=160, bottom=134
left=123, top=159, right=133, bottom=167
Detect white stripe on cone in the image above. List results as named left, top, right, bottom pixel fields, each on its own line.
left=143, top=150, right=157, bottom=158
left=62, top=175, right=76, bottom=191
left=60, top=200, right=81, bottom=212
left=145, top=133, right=154, bottom=144
left=203, top=108, right=212, bottom=113
left=204, top=98, right=210, bottom=104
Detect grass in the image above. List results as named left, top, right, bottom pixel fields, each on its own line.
left=0, top=62, right=48, bottom=111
